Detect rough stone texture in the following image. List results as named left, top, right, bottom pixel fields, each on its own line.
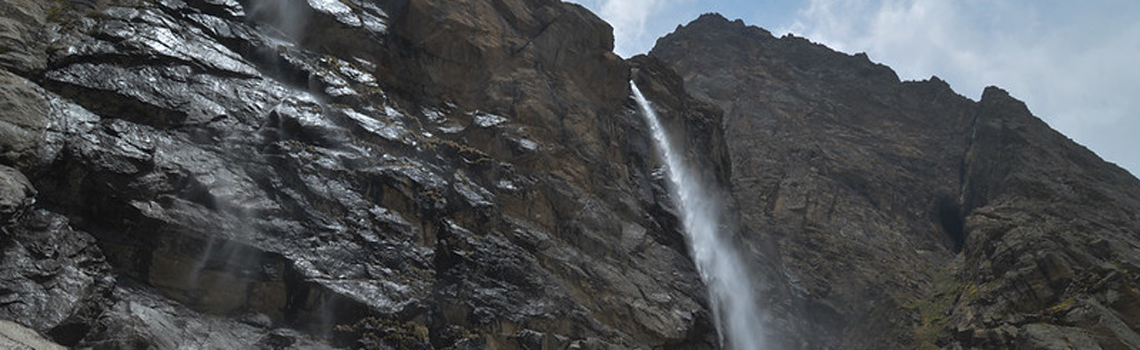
left=381, top=0, right=634, bottom=206
left=390, top=0, right=628, bottom=110
left=0, top=320, right=66, bottom=350
left=942, top=87, right=1140, bottom=350
left=652, top=13, right=1140, bottom=350
left=1, top=0, right=721, bottom=348
left=0, top=209, right=114, bottom=346
left=0, top=0, right=47, bottom=74
left=77, top=282, right=335, bottom=350
left=3, top=1, right=1138, bottom=349
left=628, top=55, right=731, bottom=191
left=0, top=165, right=35, bottom=224
left=0, top=71, right=49, bottom=169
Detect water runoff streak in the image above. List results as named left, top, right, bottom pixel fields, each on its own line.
left=632, top=82, right=766, bottom=350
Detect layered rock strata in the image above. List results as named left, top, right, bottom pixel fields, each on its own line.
left=0, top=0, right=729, bottom=348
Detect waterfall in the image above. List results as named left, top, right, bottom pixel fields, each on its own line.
left=632, top=82, right=767, bottom=350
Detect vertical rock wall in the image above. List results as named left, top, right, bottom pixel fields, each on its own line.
left=0, top=0, right=727, bottom=348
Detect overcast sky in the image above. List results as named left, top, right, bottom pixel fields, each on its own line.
left=570, top=0, right=1140, bottom=177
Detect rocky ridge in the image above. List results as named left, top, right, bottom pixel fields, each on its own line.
left=652, top=13, right=1140, bottom=350
left=2, top=1, right=1139, bottom=349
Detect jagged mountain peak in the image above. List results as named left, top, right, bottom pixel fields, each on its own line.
left=653, top=12, right=1140, bottom=349
left=1, top=0, right=1138, bottom=349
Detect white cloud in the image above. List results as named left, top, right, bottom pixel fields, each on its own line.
left=785, top=0, right=1140, bottom=175
left=571, top=0, right=685, bottom=57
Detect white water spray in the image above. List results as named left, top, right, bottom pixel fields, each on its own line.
left=632, top=82, right=766, bottom=350
left=248, top=0, right=311, bottom=40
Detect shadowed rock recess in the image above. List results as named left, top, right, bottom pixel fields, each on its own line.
left=0, top=0, right=1136, bottom=348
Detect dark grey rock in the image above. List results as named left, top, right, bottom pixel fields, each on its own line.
left=3, top=0, right=1134, bottom=349
left=0, top=71, right=48, bottom=168
left=3, top=0, right=716, bottom=348
left=652, top=13, right=1140, bottom=350
left=0, top=209, right=113, bottom=346
left=77, top=284, right=334, bottom=350
left=0, top=165, right=34, bottom=225
left=0, top=0, right=46, bottom=74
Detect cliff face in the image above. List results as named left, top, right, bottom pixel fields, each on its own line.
left=652, top=13, right=1140, bottom=350
left=952, top=87, right=1140, bottom=349
left=0, top=0, right=724, bottom=348
left=3, top=1, right=1139, bottom=349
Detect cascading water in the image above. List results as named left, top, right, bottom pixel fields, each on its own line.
left=632, top=82, right=767, bottom=350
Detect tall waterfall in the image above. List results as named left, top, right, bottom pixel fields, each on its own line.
left=632, top=82, right=766, bottom=350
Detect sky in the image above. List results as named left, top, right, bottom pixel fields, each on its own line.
left=570, top=0, right=1140, bottom=178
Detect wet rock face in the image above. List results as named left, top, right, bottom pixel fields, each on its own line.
left=628, top=55, right=730, bottom=190
left=1, top=0, right=717, bottom=348
left=0, top=208, right=114, bottom=347
left=652, top=13, right=1140, bottom=349
left=5, top=0, right=1134, bottom=348
left=77, top=283, right=336, bottom=350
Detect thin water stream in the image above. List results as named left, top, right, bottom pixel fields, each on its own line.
left=632, top=82, right=766, bottom=350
